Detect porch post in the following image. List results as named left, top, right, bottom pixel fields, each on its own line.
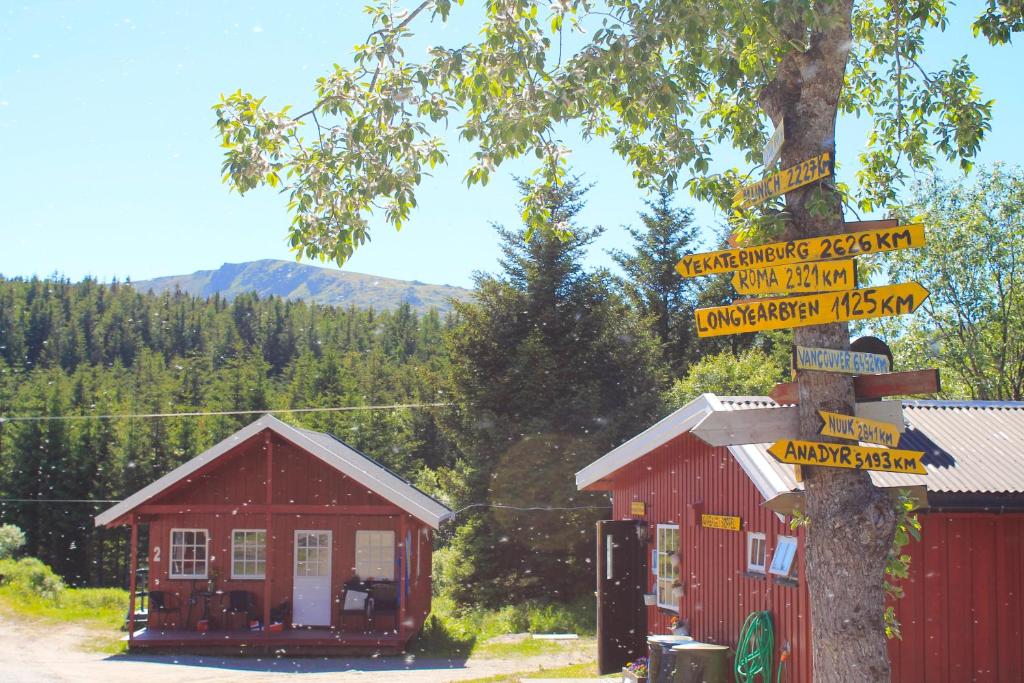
left=397, top=515, right=407, bottom=640
left=127, top=514, right=138, bottom=643
left=263, top=430, right=274, bottom=634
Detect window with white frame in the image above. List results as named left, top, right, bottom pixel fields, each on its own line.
left=170, top=529, right=208, bottom=579
left=231, top=529, right=266, bottom=579
left=655, top=524, right=680, bottom=610
left=355, top=530, right=395, bottom=580
left=747, top=532, right=767, bottom=573
left=769, top=535, right=799, bottom=579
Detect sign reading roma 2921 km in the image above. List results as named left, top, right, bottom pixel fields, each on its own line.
left=676, top=224, right=925, bottom=278
left=768, top=440, right=927, bottom=475
left=694, top=283, right=929, bottom=337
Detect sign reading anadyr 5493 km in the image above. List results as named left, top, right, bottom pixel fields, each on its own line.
left=733, top=151, right=831, bottom=209
left=768, top=440, right=927, bottom=475
left=676, top=223, right=925, bottom=278
left=694, top=282, right=929, bottom=337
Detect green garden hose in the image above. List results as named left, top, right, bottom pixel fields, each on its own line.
left=735, top=611, right=774, bottom=683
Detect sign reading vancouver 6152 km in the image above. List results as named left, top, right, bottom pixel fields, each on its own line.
left=676, top=224, right=925, bottom=278
left=694, top=283, right=929, bottom=337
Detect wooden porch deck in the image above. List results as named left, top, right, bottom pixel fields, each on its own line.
left=126, top=627, right=409, bottom=654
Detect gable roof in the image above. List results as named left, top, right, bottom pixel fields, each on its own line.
left=576, top=394, right=1024, bottom=510
left=95, top=414, right=452, bottom=529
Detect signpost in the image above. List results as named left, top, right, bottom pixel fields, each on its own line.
left=794, top=345, right=891, bottom=374
left=767, top=440, right=927, bottom=475
left=691, top=402, right=904, bottom=447
left=676, top=223, right=925, bottom=278
left=733, top=152, right=831, bottom=208
left=818, top=410, right=902, bottom=448
left=770, top=368, right=941, bottom=404
left=694, top=282, right=929, bottom=337
left=731, top=259, right=856, bottom=296
left=701, top=514, right=742, bottom=531
left=763, top=120, right=785, bottom=168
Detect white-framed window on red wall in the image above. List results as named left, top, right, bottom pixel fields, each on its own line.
left=169, top=528, right=208, bottom=579
left=355, top=530, right=395, bottom=580
left=655, top=524, right=680, bottom=610
left=231, top=529, right=267, bottom=579
left=747, top=532, right=767, bottom=573
left=769, top=535, right=799, bottom=578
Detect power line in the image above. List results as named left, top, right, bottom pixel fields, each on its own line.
left=0, top=402, right=454, bottom=424
left=0, top=499, right=610, bottom=514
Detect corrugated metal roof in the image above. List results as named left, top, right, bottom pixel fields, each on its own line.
left=718, top=397, right=1024, bottom=495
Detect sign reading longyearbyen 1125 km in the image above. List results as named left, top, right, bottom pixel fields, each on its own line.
left=768, top=440, right=927, bottom=475
left=676, top=224, right=925, bottom=278
left=694, top=282, right=929, bottom=337
left=733, top=152, right=831, bottom=208
left=731, top=259, right=856, bottom=296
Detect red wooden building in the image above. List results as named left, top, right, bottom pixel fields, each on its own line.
left=577, top=394, right=1024, bottom=682
left=95, top=414, right=452, bottom=652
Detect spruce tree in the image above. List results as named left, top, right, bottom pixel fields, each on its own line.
left=443, top=179, right=664, bottom=605
left=610, top=187, right=700, bottom=377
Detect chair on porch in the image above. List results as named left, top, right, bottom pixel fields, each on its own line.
left=223, top=590, right=258, bottom=631
left=366, top=580, right=399, bottom=632
left=338, top=579, right=372, bottom=632
left=147, top=590, right=180, bottom=630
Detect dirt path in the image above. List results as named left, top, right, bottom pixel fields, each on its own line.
left=0, top=613, right=594, bottom=683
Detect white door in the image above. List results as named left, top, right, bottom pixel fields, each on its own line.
left=292, top=530, right=332, bottom=626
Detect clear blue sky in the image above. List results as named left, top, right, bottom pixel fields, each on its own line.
left=1, top=2, right=1021, bottom=289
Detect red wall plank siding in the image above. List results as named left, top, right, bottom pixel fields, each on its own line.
left=888, top=514, right=1024, bottom=683
left=607, top=433, right=812, bottom=682
left=605, top=430, right=1024, bottom=683
left=140, top=429, right=434, bottom=635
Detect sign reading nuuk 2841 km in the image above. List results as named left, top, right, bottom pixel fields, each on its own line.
left=676, top=224, right=925, bottom=278
left=694, top=282, right=929, bottom=337
left=768, top=439, right=927, bottom=475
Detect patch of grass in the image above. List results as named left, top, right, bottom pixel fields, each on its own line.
left=0, top=585, right=126, bottom=628
left=459, top=660, right=616, bottom=682
left=474, top=637, right=570, bottom=659
left=411, top=594, right=596, bottom=657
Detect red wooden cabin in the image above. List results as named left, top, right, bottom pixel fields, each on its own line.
left=577, top=394, right=1024, bottom=682
left=95, top=414, right=451, bottom=653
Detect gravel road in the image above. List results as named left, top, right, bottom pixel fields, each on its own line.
left=0, top=614, right=593, bottom=683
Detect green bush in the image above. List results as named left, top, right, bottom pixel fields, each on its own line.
left=0, top=557, right=66, bottom=601
left=0, top=524, right=26, bottom=560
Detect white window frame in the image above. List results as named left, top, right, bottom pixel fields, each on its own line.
left=355, top=530, right=395, bottom=581
left=169, top=528, right=209, bottom=579
left=231, top=529, right=267, bottom=580
left=655, top=524, right=680, bottom=611
left=769, top=535, right=799, bottom=578
left=747, top=532, right=767, bottom=574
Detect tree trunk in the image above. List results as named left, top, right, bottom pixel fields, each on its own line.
left=759, top=2, right=898, bottom=681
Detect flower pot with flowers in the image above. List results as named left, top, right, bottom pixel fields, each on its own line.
left=622, top=656, right=649, bottom=683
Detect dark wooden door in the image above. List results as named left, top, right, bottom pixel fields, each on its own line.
left=596, top=519, right=647, bottom=674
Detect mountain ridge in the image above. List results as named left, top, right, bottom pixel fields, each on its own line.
left=131, top=259, right=472, bottom=313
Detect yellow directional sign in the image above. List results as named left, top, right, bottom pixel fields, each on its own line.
left=676, top=224, right=925, bottom=278
left=731, top=259, right=856, bottom=296
left=767, top=440, right=927, bottom=475
left=794, top=346, right=891, bottom=374
left=701, top=514, right=741, bottom=531
left=733, top=152, right=831, bottom=209
left=694, top=282, right=929, bottom=338
left=818, top=410, right=902, bottom=448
